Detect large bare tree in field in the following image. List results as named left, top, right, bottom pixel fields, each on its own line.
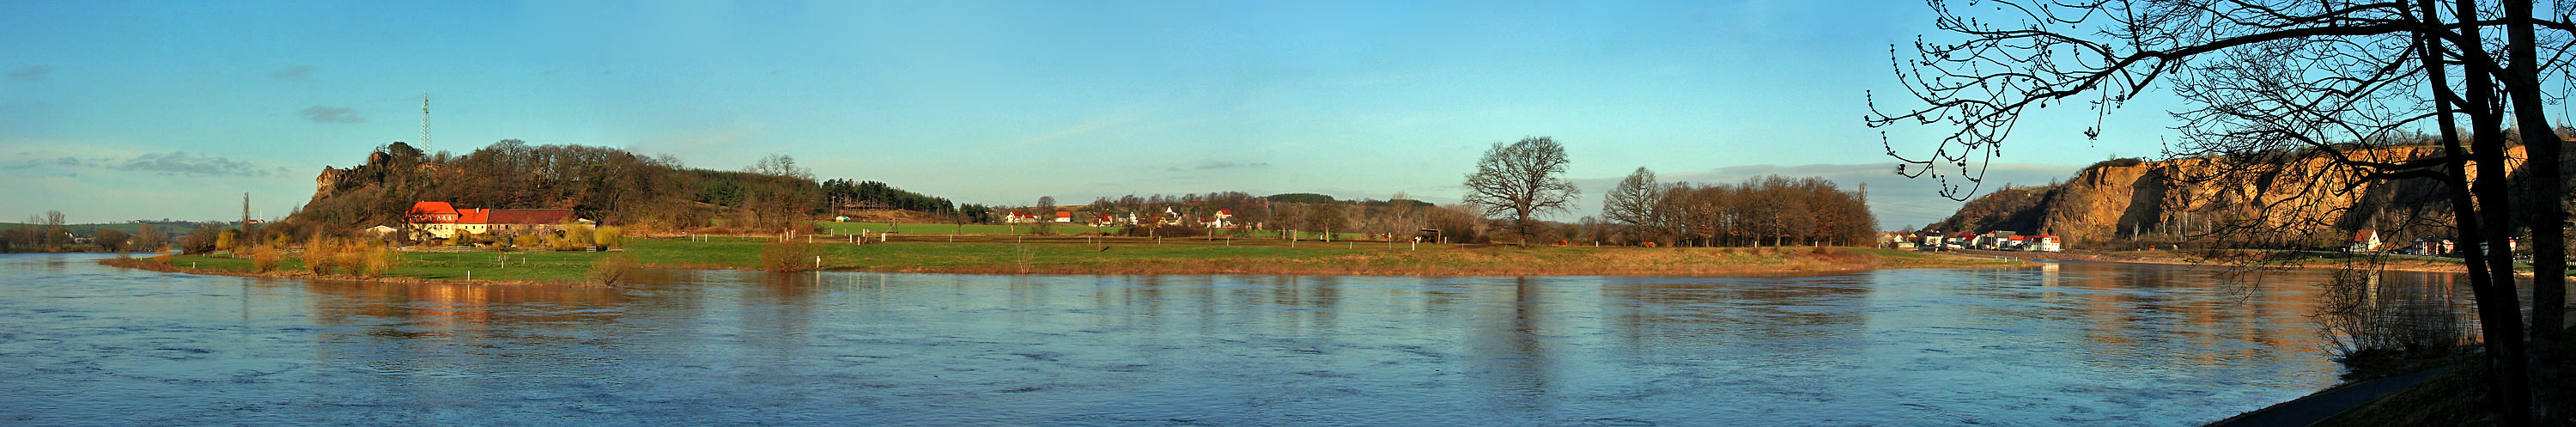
left=1464, top=137, right=1581, bottom=243
left=1867, top=1, right=2573, bottom=424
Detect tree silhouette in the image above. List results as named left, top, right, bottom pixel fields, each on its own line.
left=1868, top=1, right=2573, bottom=423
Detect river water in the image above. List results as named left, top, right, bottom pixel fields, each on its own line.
left=0, top=253, right=2451, bottom=426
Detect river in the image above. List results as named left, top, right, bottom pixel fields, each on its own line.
left=0, top=253, right=2454, bottom=426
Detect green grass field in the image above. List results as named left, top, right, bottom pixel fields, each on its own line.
left=811, top=221, right=1123, bottom=235
left=811, top=221, right=1378, bottom=241
left=153, top=248, right=611, bottom=283
left=136, top=235, right=2016, bottom=284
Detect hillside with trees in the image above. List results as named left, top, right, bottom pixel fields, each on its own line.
left=284, top=140, right=957, bottom=239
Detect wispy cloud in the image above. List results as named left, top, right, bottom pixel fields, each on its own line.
left=118, top=151, right=273, bottom=177
left=7, top=64, right=52, bottom=81
left=5, top=150, right=279, bottom=178
left=270, top=64, right=316, bottom=80
left=1168, top=161, right=1271, bottom=172
left=300, top=106, right=364, bottom=124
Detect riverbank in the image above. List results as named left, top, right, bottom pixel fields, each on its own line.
left=104, top=235, right=2026, bottom=284
left=1947, top=248, right=2497, bottom=274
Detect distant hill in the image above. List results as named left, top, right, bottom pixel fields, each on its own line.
left=286, top=140, right=956, bottom=234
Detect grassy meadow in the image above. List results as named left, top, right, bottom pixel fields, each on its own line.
left=810, top=220, right=1377, bottom=241
left=112, top=234, right=2021, bottom=285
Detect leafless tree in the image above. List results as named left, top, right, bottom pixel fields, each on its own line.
left=1867, top=1, right=2573, bottom=423
left=1603, top=167, right=1665, bottom=243
left=1463, top=137, right=1580, bottom=244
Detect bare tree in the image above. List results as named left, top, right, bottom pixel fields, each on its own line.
left=41, top=210, right=66, bottom=250
left=1867, top=1, right=2573, bottom=423
left=93, top=229, right=128, bottom=254
left=1463, top=137, right=1580, bottom=243
left=744, top=154, right=812, bottom=180
left=1032, top=195, right=1055, bottom=235
left=1603, top=167, right=1664, bottom=243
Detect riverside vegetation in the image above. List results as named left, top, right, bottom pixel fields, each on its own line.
left=105, top=231, right=2021, bottom=286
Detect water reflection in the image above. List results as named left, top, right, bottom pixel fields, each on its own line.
left=0, top=253, right=2469, bottom=426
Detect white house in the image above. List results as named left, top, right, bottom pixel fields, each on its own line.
left=2349, top=229, right=2383, bottom=253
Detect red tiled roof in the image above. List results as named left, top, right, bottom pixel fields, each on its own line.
left=485, top=209, right=573, bottom=224
left=456, top=209, right=489, bottom=224
left=1055, top=211, right=1072, bottom=218
left=405, top=202, right=459, bottom=223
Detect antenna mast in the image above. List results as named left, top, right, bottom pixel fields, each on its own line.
left=421, top=92, right=431, bottom=152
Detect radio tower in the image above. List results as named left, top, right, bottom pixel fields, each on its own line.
left=420, top=92, right=432, bottom=152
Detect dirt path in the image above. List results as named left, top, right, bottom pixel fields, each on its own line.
left=2202, top=366, right=2451, bottom=427
left=1948, top=248, right=2476, bottom=274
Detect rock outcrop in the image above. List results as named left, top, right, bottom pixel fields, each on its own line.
left=1935, top=144, right=2547, bottom=248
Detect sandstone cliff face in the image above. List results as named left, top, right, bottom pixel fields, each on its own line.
left=1939, top=145, right=2539, bottom=247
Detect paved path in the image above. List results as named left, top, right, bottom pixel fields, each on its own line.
left=2203, top=366, right=2451, bottom=427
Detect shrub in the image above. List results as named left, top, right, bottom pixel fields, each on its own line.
left=760, top=239, right=820, bottom=271
left=594, top=226, right=625, bottom=250
left=514, top=234, right=543, bottom=251
left=303, top=239, right=337, bottom=274
left=357, top=242, right=399, bottom=278
left=216, top=229, right=240, bottom=253
left=587, top=253, right=638, bottom=285
left=183, top=225, right=219, bottom=254
left=252, top=244, right=284, bottom=272
left=150, top=247, right=173, bottom=265
left=561, top=224, right=596, bottom=250
left=2317, top=267, right=2466, bottom=371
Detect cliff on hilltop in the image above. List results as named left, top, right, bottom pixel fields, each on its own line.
left=1931, top=143, right=2563, bottom=250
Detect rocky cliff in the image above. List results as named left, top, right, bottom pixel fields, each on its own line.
left=1935, top=144, right=2544, bottom=248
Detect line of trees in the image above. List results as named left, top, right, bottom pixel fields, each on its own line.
left=823, top=179, right=956, bottom=213
left=1602, top=168, right=1876, bottom=247
left=0, top=211, right=70, bottom=252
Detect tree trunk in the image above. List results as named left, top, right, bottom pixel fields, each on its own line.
left=2502, top=2, right=2566, bottom=422
left=2418, top=3, right=2534, bottom=422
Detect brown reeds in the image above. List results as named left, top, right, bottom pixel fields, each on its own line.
left=760, top=239, right=820, bottom=271
left=587, top=253, right=638, bottom=285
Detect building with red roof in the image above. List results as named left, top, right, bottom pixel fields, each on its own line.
left=404, top=201, right=584, bottom=241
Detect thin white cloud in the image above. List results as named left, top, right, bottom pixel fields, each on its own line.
left=7, top=64, right=51, bottom=81
left=4, top=150, right=282, bottom=178
left=270, top=64, right=316, bottom=80
left=300, top=106, right=365, bottom=124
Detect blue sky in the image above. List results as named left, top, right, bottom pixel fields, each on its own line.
left=1, top=1, right=2171, bottom=229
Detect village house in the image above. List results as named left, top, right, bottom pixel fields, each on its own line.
left=2349, top=229, right=2383, bottom=253
left=1202, top=209, right=1235, bottom=228
left=404, top=201, right=586, bottom=241
left=1002, top=211, right=1038, bottom=223
left=1054, top=211, right=1073, bottom=223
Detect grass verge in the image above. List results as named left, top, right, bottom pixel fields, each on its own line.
left=106, top=236, right=2026, bottom=285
